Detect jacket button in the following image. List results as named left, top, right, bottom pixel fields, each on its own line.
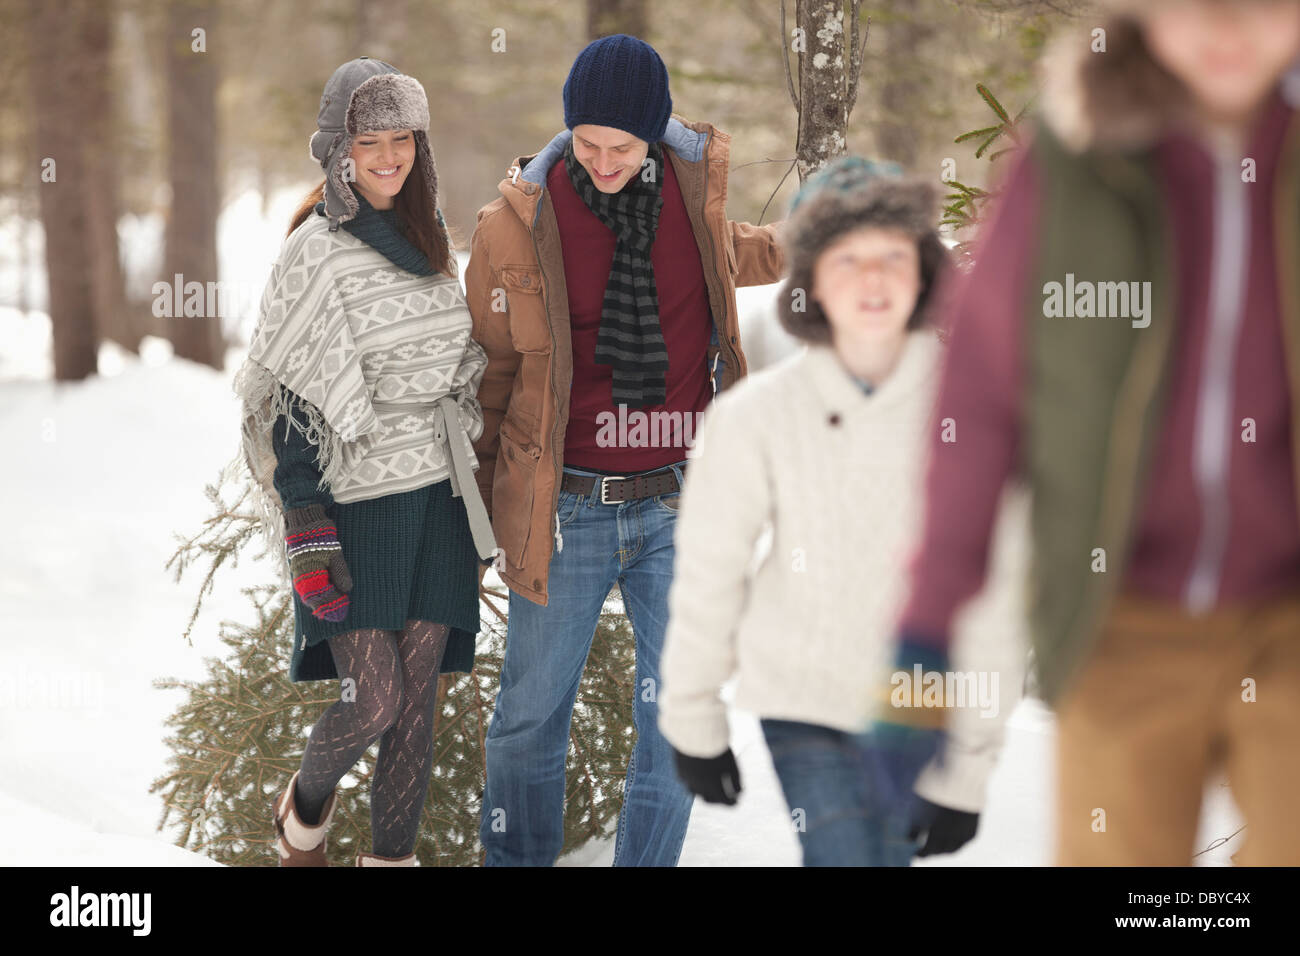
left=521, top=275, right=531, bottom=287
left=828, top=413, right=841, bottom=426
left=730, top=335, right=737, bottom=343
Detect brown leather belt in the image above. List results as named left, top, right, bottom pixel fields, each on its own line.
left=561, top=463, right=686, bottom=504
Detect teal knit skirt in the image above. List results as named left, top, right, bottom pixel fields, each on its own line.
left=288, top=477, right=479, bottom=683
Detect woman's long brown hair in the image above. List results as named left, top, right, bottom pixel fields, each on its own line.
left=287, top=143, right=455, bottom=276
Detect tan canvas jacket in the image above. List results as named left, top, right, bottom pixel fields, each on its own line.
left=466, top=114, right=784, bottom=604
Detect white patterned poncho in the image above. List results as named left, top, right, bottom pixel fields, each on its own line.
left=230, top=213, right=499, bottom=580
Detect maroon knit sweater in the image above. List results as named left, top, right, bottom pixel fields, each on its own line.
left=548, top=150, right=713, bottom=473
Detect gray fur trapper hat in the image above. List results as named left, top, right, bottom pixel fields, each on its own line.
left=777, top=155, right=949, bottom=341
left=309, top=56, right=439, bottom=231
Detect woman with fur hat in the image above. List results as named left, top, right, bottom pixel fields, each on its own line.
left=232, top=56, right=499, bottom=867
left=882, top=0, right=1300, bottom=865
left=656, top=156, right=1029, bottom=865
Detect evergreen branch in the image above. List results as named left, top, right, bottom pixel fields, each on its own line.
left=974, top=132, right=1002, bottom=159
left=977, top=83, right=1010, bottom=124
left=954, top=126, right=1001, bottom=143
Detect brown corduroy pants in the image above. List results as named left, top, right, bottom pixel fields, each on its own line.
left=1053, top=587, right=1300, bottom=866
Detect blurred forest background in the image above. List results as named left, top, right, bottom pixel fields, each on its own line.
left=0, top=0, right=1092, bottom=378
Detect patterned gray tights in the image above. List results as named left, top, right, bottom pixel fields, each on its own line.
left=293, top=620, right=450, bottom=858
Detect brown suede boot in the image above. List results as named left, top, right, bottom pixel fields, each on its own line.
left=271, top=770, right=337, bottom=866
left=356, top=850, right=417, bottom=866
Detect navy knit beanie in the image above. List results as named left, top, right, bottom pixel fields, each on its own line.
left=563, top=34, right=672, bottom=144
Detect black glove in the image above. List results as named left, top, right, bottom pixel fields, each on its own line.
left=907, top=795, right=979, bottom=857
left=673, top=747, right=742, bottom=806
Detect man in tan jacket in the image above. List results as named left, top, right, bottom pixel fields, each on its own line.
left=467, top=34, right=783, bottom=865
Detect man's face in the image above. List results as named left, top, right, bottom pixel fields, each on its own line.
left=1140, top=0, right=1300, bottom=127
left=571, top=124, right=650, bottom=193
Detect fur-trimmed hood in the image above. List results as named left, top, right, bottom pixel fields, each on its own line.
left=1037, top=13, right=1300, bottom=154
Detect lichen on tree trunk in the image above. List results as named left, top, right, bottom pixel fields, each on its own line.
left=784, top=1, right=869, bottom=185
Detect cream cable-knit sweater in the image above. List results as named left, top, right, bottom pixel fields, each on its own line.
left=658, top=330, right=1030, bottom=812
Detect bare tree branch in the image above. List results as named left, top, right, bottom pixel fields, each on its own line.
left=779, top=0, right=799, bottom=113
left=846, top=5, right=871, bottom=119
left=759, top=157, right=799, bottom=226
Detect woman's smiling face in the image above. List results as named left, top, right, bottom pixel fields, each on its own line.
left=348, top=129, right=416, bottom=209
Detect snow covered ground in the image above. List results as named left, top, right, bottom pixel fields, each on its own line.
left=0, top=192, right=1246, bottom=866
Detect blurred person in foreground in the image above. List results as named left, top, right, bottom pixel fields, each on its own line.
left=876, top=0, right=1300, bottom=866
left=657, top=156, right=1031, bottom=866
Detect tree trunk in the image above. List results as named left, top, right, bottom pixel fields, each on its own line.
left=18, top=174, right=33, bottom=317
left=586, top=0, right=648, bottom=40
left=795, top=0, right=848, bottom=183
left=873, top=0, right=930, bottom=169
left=82, top=0, right=137, bottom=355
left=26, top=0, right=98, bottom=381
left=353, top=0, right=410, bottom=65
left=163, top=0, right=223, bottom=369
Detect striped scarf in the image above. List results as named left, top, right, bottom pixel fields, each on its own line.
left=563, top=139, right=667, bottom=408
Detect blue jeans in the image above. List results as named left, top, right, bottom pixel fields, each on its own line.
left=760, top=718, right=919, bottom=866
left=479, top=460, right=695, bottom=866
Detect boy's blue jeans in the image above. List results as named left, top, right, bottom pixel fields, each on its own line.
left=761, top=718, right=920, bottom=866
left=479, top=460, right=695, bottom=866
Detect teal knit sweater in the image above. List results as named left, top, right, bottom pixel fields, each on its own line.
left=272, top=388, right=334, bottom=509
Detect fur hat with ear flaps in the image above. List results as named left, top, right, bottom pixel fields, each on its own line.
left=309, top=56, right=442, bottom=233
left=776, top=156, right=948, bottom=343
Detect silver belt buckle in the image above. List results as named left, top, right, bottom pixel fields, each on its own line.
left=599, top=474, right=626, bottom=504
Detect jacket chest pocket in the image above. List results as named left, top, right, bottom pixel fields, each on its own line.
left=500, top=265, right=551, bottom=354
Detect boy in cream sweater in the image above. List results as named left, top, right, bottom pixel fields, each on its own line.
left=657, top=157, right=1029, bottom=865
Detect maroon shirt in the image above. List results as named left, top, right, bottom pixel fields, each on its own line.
left=1127, top=105, right=1300, bottom=600
left=900, top=88, right=1300, bottom=638
left=548, top=150, right=713, bottom=472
